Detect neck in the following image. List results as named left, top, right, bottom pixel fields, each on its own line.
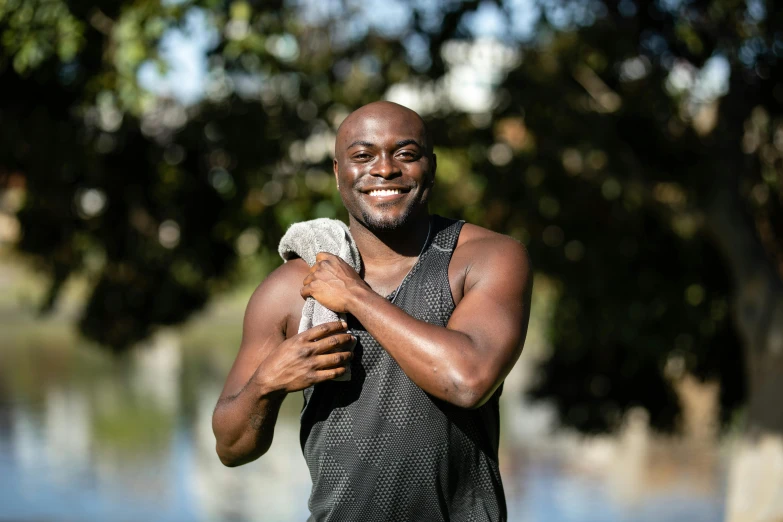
left=349, top=213, right=431, bottom=265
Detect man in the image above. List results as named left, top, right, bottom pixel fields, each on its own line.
left=212, top=101, right=532, bottom=521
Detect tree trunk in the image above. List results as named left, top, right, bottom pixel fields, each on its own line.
left=705, top=182, right=783, bottom=522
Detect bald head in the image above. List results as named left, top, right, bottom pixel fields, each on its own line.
left=335, top=101, right=432, bottom=159
left=332, top=101, right=436, bottom=232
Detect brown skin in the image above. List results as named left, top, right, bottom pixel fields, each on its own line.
left=212, top=101, right=532, bottom=467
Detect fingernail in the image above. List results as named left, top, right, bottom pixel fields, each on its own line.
left=341, top=320, right=348, bottom=328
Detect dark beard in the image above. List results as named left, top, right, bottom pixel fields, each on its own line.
left=358, top=200, right=417, bottom=231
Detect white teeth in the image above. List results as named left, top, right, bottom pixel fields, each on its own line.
left=368, top=189, right=402, bottom=196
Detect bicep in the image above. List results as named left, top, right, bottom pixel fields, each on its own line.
left=447, top=240, right=532, bottom=380
left=218, top=264, right=303, bottom=400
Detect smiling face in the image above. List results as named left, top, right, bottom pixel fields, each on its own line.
left=333, top=102, right=436, bottom=231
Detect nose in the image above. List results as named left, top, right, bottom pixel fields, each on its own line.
left=371, top=153, right=401, bottom=179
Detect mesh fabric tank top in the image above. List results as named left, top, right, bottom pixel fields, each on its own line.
left=300, top=216, right=506, bottom=521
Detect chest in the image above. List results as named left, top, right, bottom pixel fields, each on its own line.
left=361, top=253, right=468, bottom=306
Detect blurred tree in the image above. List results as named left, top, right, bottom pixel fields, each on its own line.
left=487, top=0, right=783, bottom=437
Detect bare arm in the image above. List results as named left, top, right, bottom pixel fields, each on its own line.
left=301, top=233, right=532, bottom=409
left=212, top=261, right=354, bottom=467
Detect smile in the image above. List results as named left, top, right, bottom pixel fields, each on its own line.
left=367, top=189, right=404, bottom=196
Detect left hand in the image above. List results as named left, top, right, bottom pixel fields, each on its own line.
left=300, top=252, right=369, bottom=313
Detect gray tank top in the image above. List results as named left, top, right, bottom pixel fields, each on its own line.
left=300, top=215, right=506, bottom=521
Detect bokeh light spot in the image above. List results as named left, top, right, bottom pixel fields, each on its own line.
left=158, top=220, right=181, bottom=248
left=685, top=284, right=705, bottom=306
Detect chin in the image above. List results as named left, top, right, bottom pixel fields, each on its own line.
left=359, top=210, right=411, bottom=231
left=356, top=200, right=422, bottom=231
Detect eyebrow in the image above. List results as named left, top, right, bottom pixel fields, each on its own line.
left=346, top=139, right=424, bottom=150
left=396, top=139, right=424, bottom=149
left=347, top=140, right=374, bottom=149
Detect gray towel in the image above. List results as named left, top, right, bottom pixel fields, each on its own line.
left=278, top=218, right=362, bottom=381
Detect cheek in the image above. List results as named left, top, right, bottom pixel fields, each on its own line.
left=343, top=165, right=364, bottom=178
left=405, top=165, right=431, bottom=186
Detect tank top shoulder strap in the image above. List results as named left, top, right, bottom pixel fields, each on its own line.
left=428, top=215, right=464, bottom=254
left=392, top=216, right=464, bottom=324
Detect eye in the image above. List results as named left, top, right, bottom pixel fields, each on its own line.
left=352, top=152, right=372, bottom=161
left=397, top=150, right=419, bottom=160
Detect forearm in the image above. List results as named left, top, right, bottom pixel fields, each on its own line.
left=212, top=377, right=285, bottom=467
left=347, top=288, right=491, bottom=408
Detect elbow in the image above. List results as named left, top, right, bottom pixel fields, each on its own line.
left=212, top=418, right=240, bottom=467
left=456, top=391, right=488, bottom=410
left=215, top=440, right=243, bottom=467
left=451, top=372, right=495, bottom=410
left=216, top=442, right=267, bottom=468
left=213, top=418, right=267, bottom=467
left=218, top=451, right=247, bottom=468
left=217, top=449, right=241, bottom=468
left=214, top=431, right=272, bottom=467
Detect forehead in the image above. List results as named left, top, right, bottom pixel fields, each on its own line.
left=338, top=108, right=427, bottom=148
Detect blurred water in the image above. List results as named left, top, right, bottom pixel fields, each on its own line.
left=0, top=318, right=725, bottom=522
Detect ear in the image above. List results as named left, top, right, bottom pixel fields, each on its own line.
left=429, top=152, right=437, bottom=186
left=333, top=158, right=339, bottom=188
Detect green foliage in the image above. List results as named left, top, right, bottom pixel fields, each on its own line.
left=477, top=2, right=781, bottom=431
left=0, top=0, right=85, bottom=72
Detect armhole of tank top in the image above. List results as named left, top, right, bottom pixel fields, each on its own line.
left=443, top=218, right=465, bottom=313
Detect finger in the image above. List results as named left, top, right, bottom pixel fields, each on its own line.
left=309, top=366, right=347, bottom=384
left=315, top=252, right=333, bottom=262
left=302, top=273, right=314, bottom=287
left=312, top=350, right=353, bottom=370
left=302, top=321, right=348, bottom=341
left=310, top=333, right=355, bottom=354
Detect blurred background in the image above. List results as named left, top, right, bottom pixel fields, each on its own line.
left=1, top=0, right=782, bottom=521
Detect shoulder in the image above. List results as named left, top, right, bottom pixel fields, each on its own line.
left=262, top=257, right=310, bottom=289
left=456, top=223, right=531, bottom=271
left=453, top=222, right=532, bottom=293
left=244, top=258, right=309, bottom=335
left=249, top=258, right=309, bottom=303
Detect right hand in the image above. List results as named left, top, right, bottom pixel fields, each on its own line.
left=253, top=320, right=355, bottom=394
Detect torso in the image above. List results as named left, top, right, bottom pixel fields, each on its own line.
left=289, top=216, right=507, bottom=522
